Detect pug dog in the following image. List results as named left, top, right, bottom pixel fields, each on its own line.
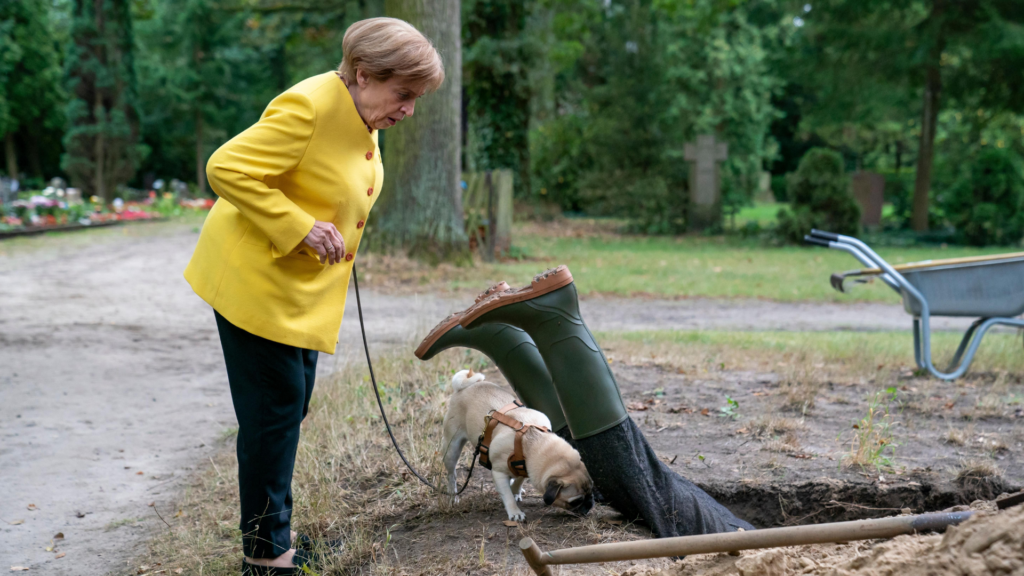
left=441, top=369, right=594, bottom=521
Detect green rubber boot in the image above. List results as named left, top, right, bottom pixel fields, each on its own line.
left=460, top=268, right=627, bottom=439
left=460, top=266, right=753, bottom=537
left=414, top=283, right=568, bottom=432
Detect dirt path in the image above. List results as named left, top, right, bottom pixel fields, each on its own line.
left=0, top=221, right=976, bottom=574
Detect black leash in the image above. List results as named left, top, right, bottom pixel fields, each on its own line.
left=352, top=264, right=477, bottom=495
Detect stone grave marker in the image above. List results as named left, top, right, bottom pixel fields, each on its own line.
left=684, top=134, right=728, bottom=231
left=851, top=171, right=885, bottom=227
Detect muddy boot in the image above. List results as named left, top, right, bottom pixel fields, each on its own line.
left=415, top=283, right=568, bottom=433
left=461, top=266, right=754, bottom=537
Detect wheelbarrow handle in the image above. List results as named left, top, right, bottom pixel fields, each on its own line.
left=809, top=229, right=840, bottom=241
left=803, top=235, right=832, bottom=248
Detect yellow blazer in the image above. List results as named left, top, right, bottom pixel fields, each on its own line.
left=184, top=71, right=382, bottom=354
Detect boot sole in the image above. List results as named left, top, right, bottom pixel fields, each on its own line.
left=459, top=266, right=574, bottom=328
left=414, top=281, right=511, bottom=359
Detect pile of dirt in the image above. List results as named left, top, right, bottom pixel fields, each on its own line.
left=631, top=500, right=1023, bottom=576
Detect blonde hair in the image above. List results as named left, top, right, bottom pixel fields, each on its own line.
left=338, top=18, right=445, bottom=93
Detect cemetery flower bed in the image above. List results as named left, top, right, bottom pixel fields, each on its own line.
left=0, top=186, right=214, bottom=238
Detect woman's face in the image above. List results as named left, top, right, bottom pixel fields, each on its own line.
left=352, top=69, right=426, bottom=131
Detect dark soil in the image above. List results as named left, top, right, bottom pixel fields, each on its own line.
left=612, top=363, right=1023, bottom=528
left=376, top=362, right=1022, bottom=575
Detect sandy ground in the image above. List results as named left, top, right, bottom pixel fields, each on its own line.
left=0, top=221, right=980, bottom=575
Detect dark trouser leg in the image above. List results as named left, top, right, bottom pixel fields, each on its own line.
left=215, top=311, right=319, bottom=559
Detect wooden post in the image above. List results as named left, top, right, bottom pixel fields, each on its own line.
left=519, top=538, right=553, bottom=576
left=493, top=169, right=513, bottom=256
left=484, top=171, right=495, bottom=262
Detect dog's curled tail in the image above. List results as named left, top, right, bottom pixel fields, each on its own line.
left=451, top=369, right=485, bottom=392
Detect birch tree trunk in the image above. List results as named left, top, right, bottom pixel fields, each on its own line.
left=377, top=0, right=467, bottom=261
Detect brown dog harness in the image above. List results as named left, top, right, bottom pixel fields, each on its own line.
left=477, top=400, right=549, bottom=478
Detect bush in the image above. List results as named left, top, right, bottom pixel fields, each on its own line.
left=776, top=148, right=860, bottom=243
left=942, top=148, right=1024, bottom=246
left=770, top=174, right=788, bottom=202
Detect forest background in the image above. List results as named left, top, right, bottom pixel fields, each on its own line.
left=3, top=0, right=1024, bottom=251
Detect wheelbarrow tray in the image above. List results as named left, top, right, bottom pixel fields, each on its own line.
left=895, top=256, right=1024, bottom=317
left=807, top=230, right=1024, bottom=380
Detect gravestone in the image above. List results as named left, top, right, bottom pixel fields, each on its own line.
left=0, top=177, right=17, bottom=205
left=684, top=134, right=728, bottom=231
left=851, top=171, right=885, bottom=227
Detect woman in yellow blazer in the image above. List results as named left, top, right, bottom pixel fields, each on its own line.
left=184, top=18, right=444, bottom=576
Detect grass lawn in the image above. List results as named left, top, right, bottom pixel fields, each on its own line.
left=597, top=329, right=1024, bottom=381
left=362, top=217, right=1015, bottom=303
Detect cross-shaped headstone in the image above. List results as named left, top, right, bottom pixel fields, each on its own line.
left=684, top=134, right=728, bottom=231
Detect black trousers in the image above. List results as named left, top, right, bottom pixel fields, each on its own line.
left=215, top=311, right=318, bottom=559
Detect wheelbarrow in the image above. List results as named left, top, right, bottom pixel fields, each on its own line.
left=804, top=229, right=1024, bottom=380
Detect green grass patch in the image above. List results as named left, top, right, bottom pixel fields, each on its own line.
left=597, top=329, right=1024, bottom=374
left=460, top=227, right=1015, bottom=302
left=733, top=201, right=785, bottom=228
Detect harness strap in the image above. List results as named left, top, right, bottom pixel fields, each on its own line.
left=477, top=400, right=549, bottom=478
left=478, top=401, right=521, bottom=471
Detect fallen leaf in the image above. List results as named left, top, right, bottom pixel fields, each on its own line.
left=174, top=569, right=183, bottom=575
left=736, top=428, right=749, bottom=434
left=173, top=509, right=183, bottom=518
left=788, top=453, right=814, bottom=459
left=605, top=519, right=623, bottom=525
left=53, top=533, right=64, bottom=540
left=54, top=553, right=65, bottom=560
left=700, top=408, right=710, bottom=417
left=8, top=520, right=23, bottom=526
left=75, top=512, right=86, bottom=518
left=26, top=504, right=37, bottom=511
left=502, top=520, right=518, bottom=527
left=136, top=471, right=144, bottom=476
left=627, top=402, right=648, bottom=412
left=44, top=541, right=54, bottom=552
left=10, top=566, right=29, bottom=571
left=945, top=402, right=956, bottom=409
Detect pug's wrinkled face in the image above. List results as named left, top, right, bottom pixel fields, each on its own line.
left=542, top=465, right=595, bottom=516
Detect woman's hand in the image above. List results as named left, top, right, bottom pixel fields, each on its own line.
left=302, top=221, right=346, bottom=264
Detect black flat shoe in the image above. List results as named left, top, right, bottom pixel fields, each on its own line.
left=296, top=533, right=344, bottom=556
left=240, top=549, right=313, bottom=576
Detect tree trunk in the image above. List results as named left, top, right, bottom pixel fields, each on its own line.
left=195, top=108, right=206, bottom=195
left=24, top=130, right=42, bottom=179
left=379, top=0, right=466, bottom=261
left=911, top=3, right=945, bottom=233
left=95, top=131, right=106, bottom=202
left=911, top=63, right=941, bottom=232
left=4, top=132, right=19, bottom=181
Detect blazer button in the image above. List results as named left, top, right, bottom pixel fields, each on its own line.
left=367, top=187, right=373, bottom=196
left=345, top=253, right=354, bottom=262
left=356, top=220, right=365, bottom=229
left=365, top=151, right=373, bottom=160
